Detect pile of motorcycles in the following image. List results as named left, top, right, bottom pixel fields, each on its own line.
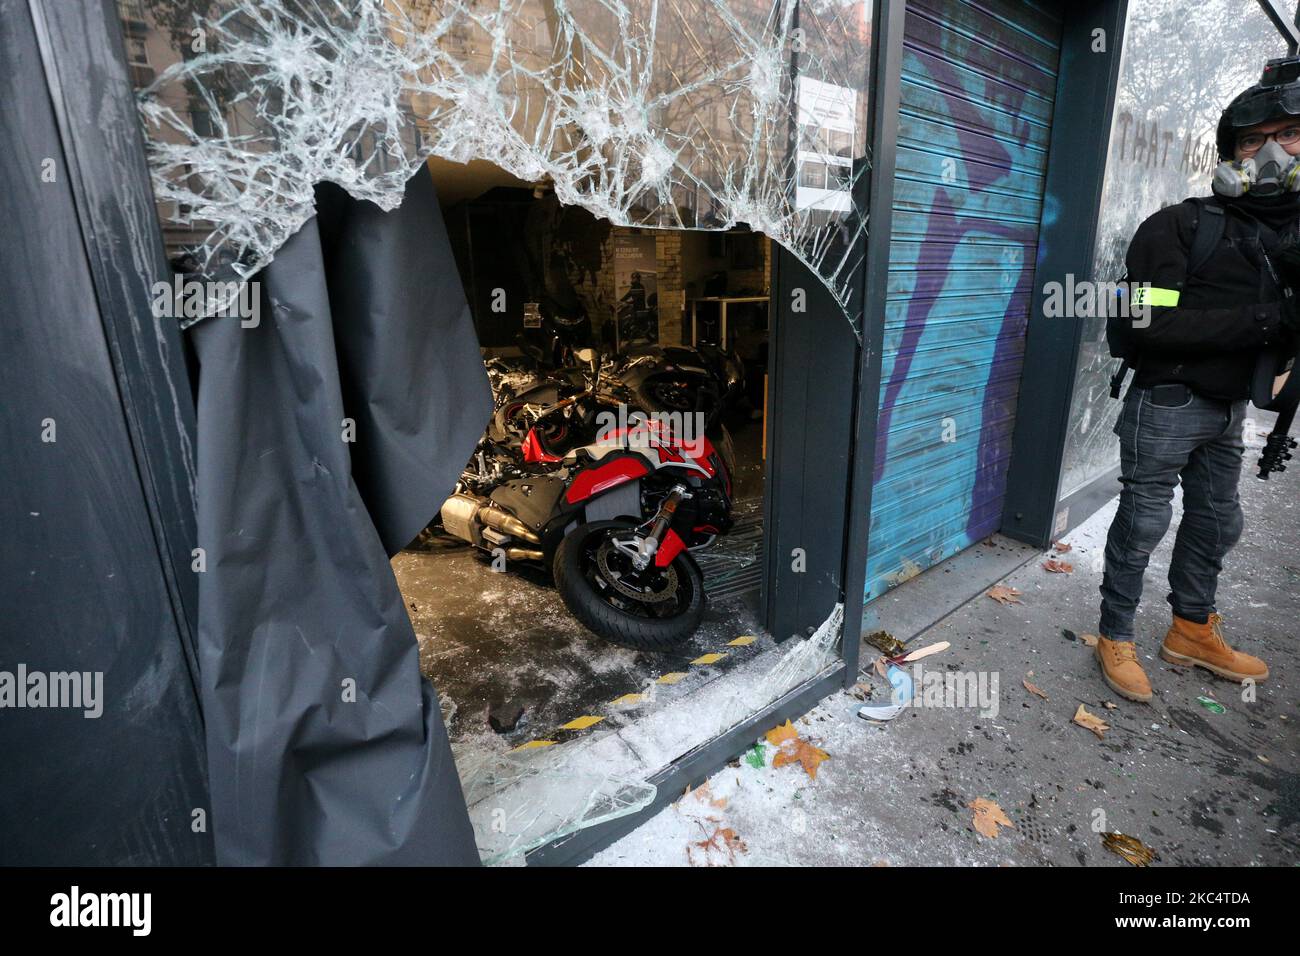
left=435, top=320, right=746, bottom=650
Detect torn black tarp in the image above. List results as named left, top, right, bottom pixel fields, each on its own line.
left=189, top=165, right=491, bottom=865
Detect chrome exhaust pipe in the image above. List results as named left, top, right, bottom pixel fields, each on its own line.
left=479, top=503, right=541, bottom=543
left=505, top=547, right=544, bottom=562
left=440, top=492, right=542, bottom=545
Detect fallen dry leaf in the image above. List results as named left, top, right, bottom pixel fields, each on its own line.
left=773, top=738, right=830, bottom=780
left=1051, top=540, right=1073, bottom=553
left=718, top=827, right=746, bottom=854
left=1043, top=559, right=1074, bottom=574
left=987, top=585, right=1022, bottom=605
left=1023, top=677, right=1049, bottom=700
left=873, top=656, right=888, bottom=679
left=902, top=640, right=950, bottom=662
left=1101, top=832, right=1155, bottom=866
left=1073, top=704, right=1110, bottom=739
left=767, top=720, right=829, bottom=779
left=1080, top=633, right=1099, bottom=647
left=764, top=719, right=799, bottom=748
left=968, top=797, right=1014, bottom=838
left=684, top=781, right=727, bottom=809
left=687, top=823, right=748, bottom=866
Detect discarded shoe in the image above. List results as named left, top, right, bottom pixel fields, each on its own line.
left=1095, top=636, right=1153, bottom=703
left=1160, top=614, right=1269, bottom=682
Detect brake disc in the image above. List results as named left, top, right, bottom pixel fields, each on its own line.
left=595, top=536, right=679, bottom=603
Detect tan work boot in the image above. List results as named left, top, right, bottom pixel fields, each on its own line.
left=1095, top=636, right=1153, bottom=703
left=1160, top=613, right=1269, bottom=682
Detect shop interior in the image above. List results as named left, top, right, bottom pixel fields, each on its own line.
left=380, top=158, right=848, bottom=857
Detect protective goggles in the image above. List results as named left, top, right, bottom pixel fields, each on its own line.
left=1225, top=84, right=1300, bottom=129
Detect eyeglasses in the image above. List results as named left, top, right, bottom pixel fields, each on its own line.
left=1237, top=126, right=1300, bottom=153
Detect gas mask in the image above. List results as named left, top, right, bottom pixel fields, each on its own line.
left=1212, top=139, right=1300, bottom=198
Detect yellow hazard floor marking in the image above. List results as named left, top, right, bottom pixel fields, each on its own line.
left=691, top=652, right=727, bottom=666
left=559, top=715, right=605, bottom=731
left=511, top=740, right=556, bottom=752
left=532, top=641, right=757, bottom=745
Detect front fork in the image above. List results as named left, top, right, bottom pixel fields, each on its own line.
left=630, top=483, right=689, bottom=570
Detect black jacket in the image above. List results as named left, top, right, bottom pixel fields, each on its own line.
left=1125, top=197, right=1295, bottom=400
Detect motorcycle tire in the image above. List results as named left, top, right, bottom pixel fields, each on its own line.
left=635, top=378, right=700, bottom=414
left=554, top=520, right=706, bottom=650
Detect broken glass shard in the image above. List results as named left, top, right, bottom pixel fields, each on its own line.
left=119, top=0, right=874, bottom=332
left=455, top=745, right=657, bottom=865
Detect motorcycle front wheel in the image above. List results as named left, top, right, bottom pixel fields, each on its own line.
left=554, top=521, right=706, bottom=650
left=637, top=377, right=699, bottom=413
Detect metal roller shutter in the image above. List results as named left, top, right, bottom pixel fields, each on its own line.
left=866, top=0, right=1063, bottom=599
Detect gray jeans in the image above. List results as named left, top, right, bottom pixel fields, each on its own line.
left=1098, top=384, right=1247, bottom=641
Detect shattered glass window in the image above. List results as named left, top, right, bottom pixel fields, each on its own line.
left=118, top=0, right=875, bottom=332
left=457, top=602, right=843, bottom=863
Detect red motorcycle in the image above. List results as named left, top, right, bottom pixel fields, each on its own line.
left=440, top=354, right=734, bottom=649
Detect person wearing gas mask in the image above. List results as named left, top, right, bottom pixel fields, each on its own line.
left=1094, top=65, right=1300, bottom=703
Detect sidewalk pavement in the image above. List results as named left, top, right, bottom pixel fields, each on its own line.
left=590, top=428, right=1299, bottom=867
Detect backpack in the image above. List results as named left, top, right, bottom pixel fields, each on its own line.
left=1106, top=197, right=1225, bottom=398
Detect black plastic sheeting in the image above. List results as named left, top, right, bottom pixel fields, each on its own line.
left=189, top=165, right=491, bottom=865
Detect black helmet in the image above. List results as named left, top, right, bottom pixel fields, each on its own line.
left=1217, top=57, right=1300, bottom=159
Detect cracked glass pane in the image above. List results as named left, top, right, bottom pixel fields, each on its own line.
left=455, top=746, right=657, bottom=865
left=453, top=601, right=841, bottom=864
left=117, top=0, right=874, bottom=331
